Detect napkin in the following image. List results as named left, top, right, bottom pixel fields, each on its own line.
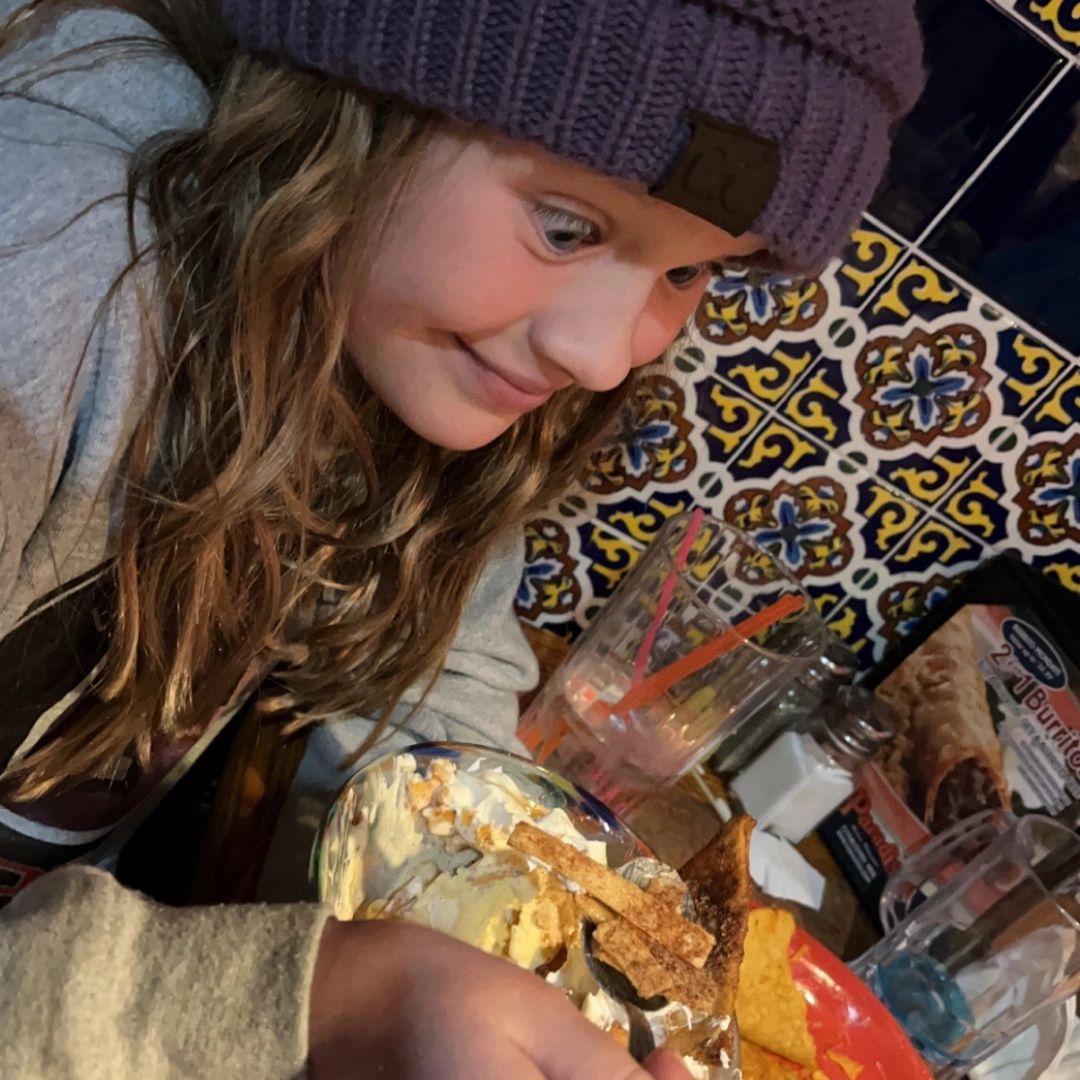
left=749, top=826, right=826, bottom=910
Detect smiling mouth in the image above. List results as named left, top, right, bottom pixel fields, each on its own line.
left=453, top=335, right=560, bottom=412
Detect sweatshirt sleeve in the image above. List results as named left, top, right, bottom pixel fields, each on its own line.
left=0, top=866, right=330, bottom=1080
left=0, top=6, right=209, bottom=636
left=257, top=530, right=540, bottom=900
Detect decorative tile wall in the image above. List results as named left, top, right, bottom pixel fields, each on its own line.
left=517, top=0, right=1080, bottom=668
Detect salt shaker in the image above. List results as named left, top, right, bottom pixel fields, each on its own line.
left=709, top=636, right=859, bottom=775
left=729, top=684, right=896, bottom=844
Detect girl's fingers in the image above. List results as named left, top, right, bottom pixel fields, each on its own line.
left=643, top=1049, right=696, bottom=1080
left=516, top=992, right=693, bottom=1080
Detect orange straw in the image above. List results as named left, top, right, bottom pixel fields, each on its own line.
left=598, top=592, right=806, bottom=719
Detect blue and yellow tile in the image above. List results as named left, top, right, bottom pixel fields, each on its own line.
left=885, top=513, right=987, bottom=577
left=588, top=373, right=698, bottom=496
left=1031, top=548, right=1080, bottom=595
left=694, top=270, right=830, bottom=350
left=940, top=461, right=1014, bottom=546
left=591, top=488, right=696, bottom=547
left=820, top=594, right=879, bottom=666
left=1012, top=0, right=1080, bottom=53
left=1021, top=365, right=1080, bottom=437
left=860, top=257, right=972, bottom=332
left=1014, top=431, right=1080, bottom=548
left=517, top=519, right=643, bottom=636
left=721, top=416, right=830, bottom=482
left=996, top=327, right=1071, bottom=420
left=875, top=572, right=966, bottom=652
left=779, top=354, right=855, bottom=449
left=831, top=218, right=908, bottom=314
left=854, top=477, right=927, bottom=561
left=692, top=376, right=773, bottom=467
left=711, top=341, right=822, bottom=409
left=722, top=476, right=856, bottom=579
left=876, top=446, right=982, bottom=508
left=853, top=319, right=994, bottom=450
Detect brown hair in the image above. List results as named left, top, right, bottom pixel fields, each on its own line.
left=1, top=0, right=642, bottom=798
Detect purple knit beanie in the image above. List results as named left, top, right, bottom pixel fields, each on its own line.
left=219, top=0, right=924, bottom=273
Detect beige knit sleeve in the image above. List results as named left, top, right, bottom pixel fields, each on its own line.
left=0, top=866, right=330, bottom=1079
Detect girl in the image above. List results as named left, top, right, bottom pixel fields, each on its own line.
left=0, top=0, right=922, bottom=1076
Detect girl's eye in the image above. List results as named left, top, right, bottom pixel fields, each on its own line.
left=533, top=203, right=602, bottom=254
left=665, top=264, right=706, bottom=288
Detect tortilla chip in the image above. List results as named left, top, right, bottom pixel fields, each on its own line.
left=741, top=1041, right=813, bottom=1080
left=508, top=822, right=715, bottom=967
left=737, top=909, right=817, bottom=1069
left=680, top=816, right=754, bottom=1016
left=826, top=1049, right=863, bottom=1079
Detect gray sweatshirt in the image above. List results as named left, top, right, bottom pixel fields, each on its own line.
left=0, top=3, right=537, bottom=1076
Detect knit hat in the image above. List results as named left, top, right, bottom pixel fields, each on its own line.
left=220, top=0, right=924, bottom=273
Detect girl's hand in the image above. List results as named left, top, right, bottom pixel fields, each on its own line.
left=309, top=918, right=694, bottom=1080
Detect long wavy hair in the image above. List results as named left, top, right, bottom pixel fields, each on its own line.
left=0, top=0, right=643, bottom=798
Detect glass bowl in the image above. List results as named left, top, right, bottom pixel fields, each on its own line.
left=311, top=741, right=740, bottom=1077
left=311, top=741, right=653, bottom=913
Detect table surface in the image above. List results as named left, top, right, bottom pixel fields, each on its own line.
left=192, top=624, right=881, bottom=961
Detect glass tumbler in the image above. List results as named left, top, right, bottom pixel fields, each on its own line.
left=852, top=815, right=1080, bottom=1079
left=518, top=511, right=825, bottom=813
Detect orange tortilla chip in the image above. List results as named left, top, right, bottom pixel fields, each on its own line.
left=508, top=822, right=715, bottom=967
left=826, top=1050, right=863, bottom=1079
left=741, top=1041, right=814, bottom=1080
left=737, top=909, right=817, bottom=1069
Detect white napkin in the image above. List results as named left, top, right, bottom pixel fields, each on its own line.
left=749, top=826, right=826, bottom=910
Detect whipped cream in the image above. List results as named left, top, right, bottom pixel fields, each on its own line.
left=341, top=753, right=725, bottom=1076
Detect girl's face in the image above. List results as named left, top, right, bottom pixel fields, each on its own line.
left=344, top=128, right=764, bottom=451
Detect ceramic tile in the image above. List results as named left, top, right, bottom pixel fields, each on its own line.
left=693, top=266, right=846, bottom=354
left=872, top=572, right=969, bottom=656
left=1013, top=430, right=1080, bottom=549
left=820, top=595, right=880, bottom=666
left=871, top=0, right=1063, bottom=239
left=516, top=518, right=642, bottom=637
left=1030, top=548, right=1080, bottom=594
left=938, top=459, right=1015, bottom=546
left=828, top=218, right=909, bottom=314
left=924, top=68, right=1080, bottom=355
left=859, top=256, right=975, bottom=332
left=852, top=476, right=928, bottom=562
left=590, top=488, right=696, bottom=547
left=1021, top=365, right=1080, bottom=436
left=1011, top=0, right=1080, bottom=53
left=995, top=326, right=1072, bottom=418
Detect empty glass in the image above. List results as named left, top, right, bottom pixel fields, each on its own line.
left=853, top=815, right=1080, bottom=1079
left=518, top=511, right=825, bottom=813
left=880, top=809, right=1017, bottom=931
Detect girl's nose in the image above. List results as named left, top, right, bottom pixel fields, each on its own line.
left=528, top=264, right=688, bottom=392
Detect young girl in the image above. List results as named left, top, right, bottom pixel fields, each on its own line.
left=0, top=0, right=922, bottom=1075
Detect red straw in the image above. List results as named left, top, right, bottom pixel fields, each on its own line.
left=631, top=507, right=705, bottom=685
left=599, top=592, right=807, bottom=720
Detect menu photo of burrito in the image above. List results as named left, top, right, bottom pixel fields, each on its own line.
left=875, top=609, right=1011, bottom=835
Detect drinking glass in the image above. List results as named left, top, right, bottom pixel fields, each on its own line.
left=852, top=815, right=1080, bottom=1079
left=518, top=511, right=825, bottom=813
left=880, top=809, right=1017, bottom=931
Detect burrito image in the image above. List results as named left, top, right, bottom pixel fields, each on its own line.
left=876, top=609, right=1010, bottom=833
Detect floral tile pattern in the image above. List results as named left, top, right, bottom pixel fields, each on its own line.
left=516, top=9, right=1080, bottom=668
